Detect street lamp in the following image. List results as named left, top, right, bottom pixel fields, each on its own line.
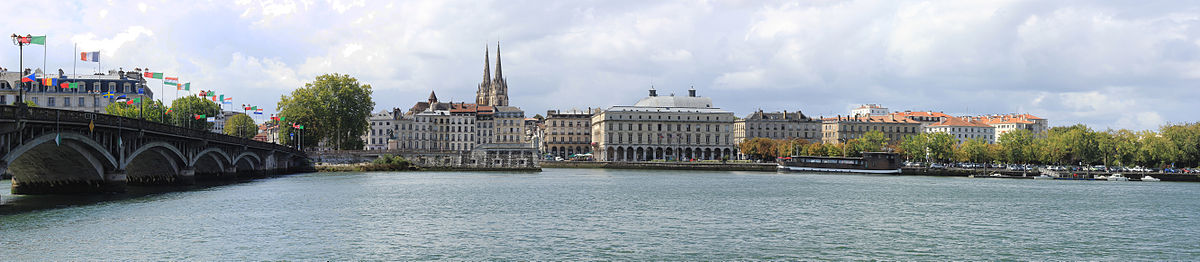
left=11, top=34, right=31, bottom=105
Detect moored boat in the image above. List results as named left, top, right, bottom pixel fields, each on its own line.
left=1107, top=173, right=1129, bottom=181
left=1140, top=175, right=1161, bottom=182
left=777, top=152, right=901, bottom=174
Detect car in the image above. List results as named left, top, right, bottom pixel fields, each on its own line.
left=929, top=163, right=945, bottom=169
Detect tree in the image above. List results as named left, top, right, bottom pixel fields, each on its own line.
left=956, top=138, right=993, bottom=163
left=105, top=99, right=168, bottom=123
left=927, top=133, right=956, bottom=162
left=1160, top=123, right=1200, bottom=167
left=224, top=114, right=257, bottom=139
left=853, top=130, right=889, bottom=154
left=898, top=134, right=927, bottom=161
left=739, top=138, right=780, bottom=160
left=168, top=96, right=222, bottom=130
left=999, top=129, right=1036, bottom=164
left=1137, top=130, right=1181, bottom=168
left=775, top=138, right=811, bottom=157
left=277, top=73, right=375, bottom=150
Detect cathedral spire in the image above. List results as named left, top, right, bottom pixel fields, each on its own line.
left=483, top=45, right=491, bottom=83
left=494, top=42, right=503, bottom=80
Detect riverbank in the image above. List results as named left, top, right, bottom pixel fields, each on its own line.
left=541, top=161, right=777, bottom=172
left=315, top=163, right=540, bottom=172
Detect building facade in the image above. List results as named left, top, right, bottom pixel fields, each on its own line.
left=733, top=110, right=822, bottom=145
left=592, top=88, right=736, bottom=162
left=923, top=117, right=996, bottom=144
left=543, top=108, right=597, bottom=158
left=889, top=111, right=954, bottom=127
left=851, top=104, right=889, bottom=117
left=968, top=114, right=1049, bottom=142
left=1, top=68, right=152, bottom=112
left=821, top=115, right=921, bottom=144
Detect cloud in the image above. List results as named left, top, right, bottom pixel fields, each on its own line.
left=2, top=0, right=1198, bottom=131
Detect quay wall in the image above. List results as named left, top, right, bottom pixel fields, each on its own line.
left=542, top=161, right=777, bottom=172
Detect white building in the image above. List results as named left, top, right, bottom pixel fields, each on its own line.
left=851, top=104, right=889, bottom=117
left=592, top=87, right=736, bottom=161
left=923, top=117, right=996, bottom=144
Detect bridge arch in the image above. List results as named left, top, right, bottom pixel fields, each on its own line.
left=233, top=152, right=261, bottom=170
left=192, top=147, right=233, bottom=178
left=3, top=132, right=118, bottom=184
left=124, top=142, right=189, bottom=185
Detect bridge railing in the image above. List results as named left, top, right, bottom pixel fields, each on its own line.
left=0, top=105, right=299, bottom=154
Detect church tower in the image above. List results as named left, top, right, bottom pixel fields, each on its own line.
left=476, top=46, right=493, bottom=105
left=489, top=42, right=509, bottom=106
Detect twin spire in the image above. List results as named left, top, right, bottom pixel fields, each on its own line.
left=476, top=42, right=508, bottom=106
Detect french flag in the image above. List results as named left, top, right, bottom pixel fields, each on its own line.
left=80, top=51, right=99, bottom=62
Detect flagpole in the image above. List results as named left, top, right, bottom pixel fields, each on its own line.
left=73, top=43, right=76, bottom=87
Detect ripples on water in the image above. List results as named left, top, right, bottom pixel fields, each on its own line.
left=2, top=169, right=1199, bottom=260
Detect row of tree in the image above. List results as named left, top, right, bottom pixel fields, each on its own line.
left=738, top=123, right=1200, bottom=168
left=104, top=96, right=255, bottom=139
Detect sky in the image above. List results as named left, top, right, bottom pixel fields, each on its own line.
left=3, top=0, right=1198, bottom=131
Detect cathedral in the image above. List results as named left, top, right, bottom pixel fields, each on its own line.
left=476, top=43, right=509, bottom=106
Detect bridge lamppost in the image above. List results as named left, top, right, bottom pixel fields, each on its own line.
left=11, top=34, right=31, bottom=105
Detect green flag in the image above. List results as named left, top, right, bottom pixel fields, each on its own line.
left=152, top=72, right=163, bottom=79
left=183, top=83, right=190, bottom=90
left=69, top=82, right=80, bottom=89
left=30, top=35, right=46, bottom=45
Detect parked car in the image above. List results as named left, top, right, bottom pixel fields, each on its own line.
left=929, top=163, right=946, bottom=169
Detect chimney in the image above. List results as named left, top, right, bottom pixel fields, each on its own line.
left=688, top=86, right=696, bottom=97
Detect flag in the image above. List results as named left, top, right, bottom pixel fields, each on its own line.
left=251, top=106, right=259, bottom=110
left=143, top=72, right=153, bottom=78
left=102, top=92, right=116, bottom=98
left=194, top=114, right=206, bottom=120
left=115, top=95, right=128, bottom=103
left=243, top=105, right=251, bottom=110
left=280, top=116, right=286, bottom=122
left=222, top=98, right=232, bottom=104
left=165, top=108, right=172, bottom=115
left=60, top=82, right=70, bottom=88
left=254, top=108, right=263, bottom=114
left=21, top=73, right=35, bottom=82
left=41, top=78, right=53, bottom=87
left=29, top=35, right=46, bottom=45
left=164, top=77, right=178, bottom=85
left=182, top=83, right=190, bottom=91
left=70, top=82, right=80, bottom=89
left=80, top=51, right=99, bottom=62
left=198, top=90, right=207, bottom=97
left=206, top=117, right=215, bottom=123
left=16, top=36, right=29, bottom=44
left=125, top=97, right=141, bottom=105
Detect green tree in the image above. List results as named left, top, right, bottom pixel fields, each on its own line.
left=168, top=96, right=222, bottom=130
left=1160, top=123, right=1200, bottom=167
left=223, top=114, right=258, bottom=139
left=277, top=73, right=375, bottom=150
left=999, top=129, right=1036, bottom=164
left=1137, top=130, right=1181, bottom=168
left=956, top=138, right=993, bottom=163
left=853, top=130, right=889, bottom=154
left=927, top=133, right=956, bottom=162
left=898, top=134, right=927, bottom=161
left=105, top=99, right=168, bottom=123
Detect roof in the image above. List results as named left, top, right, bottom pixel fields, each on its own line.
left=604, top=105, right=732, bottom=114
left=823, top=115, right=919, bottom=124
left=928, top=117, right=991, bottom=127
left=633, top=95, right=714, bottom=108
left=891, top=111, right=954, bottom=119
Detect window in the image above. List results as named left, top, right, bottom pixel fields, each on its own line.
left=48, top=97, right=55, bottom=107
left=63, top=97, right=70, bottom=107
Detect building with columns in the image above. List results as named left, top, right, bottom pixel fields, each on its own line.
left=592, top=87, right=736, bottom=162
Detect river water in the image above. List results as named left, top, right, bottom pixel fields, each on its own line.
left=1, top=169, right=1198, bottom=260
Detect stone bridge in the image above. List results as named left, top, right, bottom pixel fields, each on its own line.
left=0, top=105, right=312, bottom=194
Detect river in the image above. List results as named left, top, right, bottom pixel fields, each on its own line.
left=2, top=169, right=1198, bottom=260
